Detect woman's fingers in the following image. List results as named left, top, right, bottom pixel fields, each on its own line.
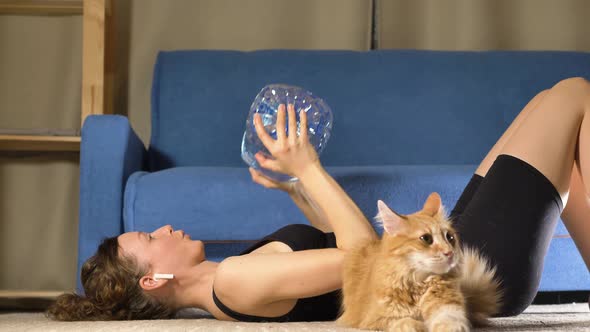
left=276, top=104, right=287, bottom=141
left=254, top=113, right=275, bottom=150
left=300, top=108, right=309, bottom=141
left=254, top=152, right=282, bottom=173
left=253, top=103, right=314, bottom=177
left=287, top=103, right=297, bottom=144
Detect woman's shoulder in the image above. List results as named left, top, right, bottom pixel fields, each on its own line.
left=212, top=255, right=285, bottom=315
left=212, top=254, right=303, bottom=319
left=213, top=255, right=265, bottom=304
left=213, top=257, right=250, bottom=307
left=213, top=238, right=292, bottom=292
left=211, top=224, right=336, bottom=306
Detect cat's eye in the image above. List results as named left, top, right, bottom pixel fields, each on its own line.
left=420, top=234, right=433, bottom=245
left=446, top=232, right=455, bottom=245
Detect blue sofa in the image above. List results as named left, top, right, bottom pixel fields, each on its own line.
left=78, top=49, right=590, bottom=294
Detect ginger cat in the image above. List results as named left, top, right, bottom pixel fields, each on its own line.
left=338, top=193, right=501, bottom=332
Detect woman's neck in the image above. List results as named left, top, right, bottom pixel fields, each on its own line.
left=170, top=260, right=219, bottom=311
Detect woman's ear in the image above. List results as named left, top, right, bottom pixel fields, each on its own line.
left=139, top=275, right=169, bottom=291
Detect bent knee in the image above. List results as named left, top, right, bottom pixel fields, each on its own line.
left=545, top=77, right=590, bottom=111
left=551, top=77, right=590, bottom=96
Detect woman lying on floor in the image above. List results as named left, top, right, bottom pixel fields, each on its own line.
left=48, top=77, right=590, bottom=321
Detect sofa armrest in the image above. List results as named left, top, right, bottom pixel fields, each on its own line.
left=77, top=115, right=147, bottom=292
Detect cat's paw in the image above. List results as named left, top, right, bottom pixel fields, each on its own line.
left=427, top=305, right=470, bottom=332
left=335, top=315, right=354, bottom=327
left=387, top=317, right=427, bottom=332
left=429, top=319, right=470, bottom=332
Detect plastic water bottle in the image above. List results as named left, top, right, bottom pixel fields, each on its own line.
left=241, top=84, right=333, bottom=182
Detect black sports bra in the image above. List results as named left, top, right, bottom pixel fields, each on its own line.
left=211, top=224, right=341, bottom=322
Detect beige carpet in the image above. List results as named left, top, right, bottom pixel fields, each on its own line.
left=1, top=303, right=588, bottom=331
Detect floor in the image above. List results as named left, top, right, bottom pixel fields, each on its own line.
left=0, top=303, right=588, bottom=331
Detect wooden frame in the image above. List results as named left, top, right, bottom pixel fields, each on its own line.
left=82, top=0, right=115, bottom=125
left=0, top=290, right=65, bottom=299
left=0, top=0, right=113, bottom=302
left=0, top=135, right=81, bottom=151
left=0, top=0, right=113, bottom=152
left=0, top=1, right=82, bottom=15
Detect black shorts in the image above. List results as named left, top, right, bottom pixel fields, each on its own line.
left=450, top=154, right=563, bottom=316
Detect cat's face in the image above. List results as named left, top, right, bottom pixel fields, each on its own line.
left=400, top=215, right=459, bottom=275
left=377, top=193, right=460, bottom=275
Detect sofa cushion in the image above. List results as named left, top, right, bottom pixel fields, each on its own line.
left=124, top=165, right=475, bottom=239
left=541, top=238, right=590, bottom=291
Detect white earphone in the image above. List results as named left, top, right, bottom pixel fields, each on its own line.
left=153, top=273, right=174, bottom=281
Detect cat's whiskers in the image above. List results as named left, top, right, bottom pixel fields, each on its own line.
left=412, top=254, right=458, bottom=275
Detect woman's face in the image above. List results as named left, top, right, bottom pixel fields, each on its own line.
left=118, top=225, right=205, bottom=276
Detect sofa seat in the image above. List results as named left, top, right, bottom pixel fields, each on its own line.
left=122, top=164, right=589, bottom=291
left=123, top=165, right=474, bottom=255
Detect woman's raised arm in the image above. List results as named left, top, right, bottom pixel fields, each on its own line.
left=254, top=104, right=378, bottom=250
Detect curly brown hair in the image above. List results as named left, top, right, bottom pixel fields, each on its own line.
left=46, top=237, right=175, bottom=321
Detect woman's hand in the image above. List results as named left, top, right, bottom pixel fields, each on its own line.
left=248, top=167, right=296, bottom=194
left=254, top=103, right=320, bottom=178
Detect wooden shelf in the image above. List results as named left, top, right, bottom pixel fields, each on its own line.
left=0, top=0, right=110, bottom=302
left=0, top=290, right=65, bottom=310
left=0, top=290, right=65, bottom=299
left=0, top=135, right=80, bottom=151
left=0, top=0, right=83, bottom=15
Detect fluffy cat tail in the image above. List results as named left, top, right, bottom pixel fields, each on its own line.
left=459, top=247, right=502, bottom=326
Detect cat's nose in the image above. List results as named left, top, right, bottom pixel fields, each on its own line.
left=443, top=251, right=454, bottom=258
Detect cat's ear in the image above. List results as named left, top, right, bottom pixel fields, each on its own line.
left=377, top=200, right=406, bottom=236
left=422, top=192, right=442, bottom=217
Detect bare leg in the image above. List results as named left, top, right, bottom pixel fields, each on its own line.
left=452, top=78, right=590, bottom=316
left=473, top=80, right=590, bottom=270
left=499, top=78, right=589, bottom=199
left=475, top=89, right=549, bottom=177
left=450, top=90, right=548, bottom=218
left=560, top=163, right=590, bottom=269
left=495, top=77, right=590, bottom=267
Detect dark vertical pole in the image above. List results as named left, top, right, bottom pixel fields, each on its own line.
left=371, top=0, right=378, bottom=50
